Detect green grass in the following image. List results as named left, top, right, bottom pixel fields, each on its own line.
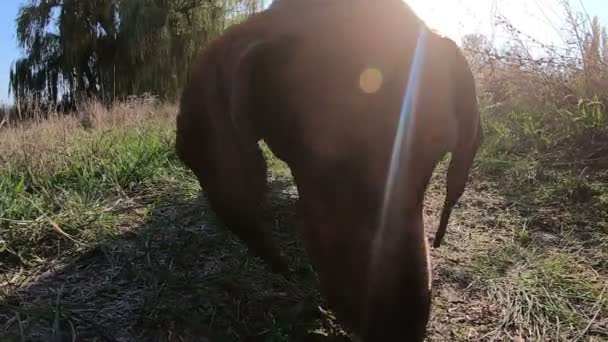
left=465, top=103, right=608, bottom=340
left=0, top=120, right=190, bottom=268
left=0, top=101, right=607, bottom=341
left=471, top=243, right=607, bottom=340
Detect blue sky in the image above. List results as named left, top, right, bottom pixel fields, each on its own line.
left=0, top=0, right=22, bottom=105
left=0, top=0, right=607, bottom=105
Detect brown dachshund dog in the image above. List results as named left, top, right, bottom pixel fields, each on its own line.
left=175, top=0, right=481, bottom=340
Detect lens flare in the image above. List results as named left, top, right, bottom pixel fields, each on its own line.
left=359, top=67, right=384, bottom=94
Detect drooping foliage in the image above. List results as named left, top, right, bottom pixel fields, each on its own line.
left=9, top=0, right=263, bottom=113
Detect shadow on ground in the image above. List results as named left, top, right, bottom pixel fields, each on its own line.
left=1, top=163, right=538, bottom=341
left=0, top=179, right=351, bottom=342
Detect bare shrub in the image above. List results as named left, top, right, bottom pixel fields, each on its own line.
left=463, top=1, right=608, bottom=115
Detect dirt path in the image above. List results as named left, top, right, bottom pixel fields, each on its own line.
left=424, top=171, right=509, bottom=340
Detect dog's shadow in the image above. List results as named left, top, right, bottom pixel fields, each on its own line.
left=0, top=181, right=351, bottom=342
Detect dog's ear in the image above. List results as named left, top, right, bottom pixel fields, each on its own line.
left=228, top=36, right=296, bottom=143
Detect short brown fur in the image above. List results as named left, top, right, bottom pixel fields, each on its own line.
left=175, top=0, right=481, bottom=340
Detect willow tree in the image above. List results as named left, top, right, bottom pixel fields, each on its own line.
left=9, top=0, right=262, bottom=113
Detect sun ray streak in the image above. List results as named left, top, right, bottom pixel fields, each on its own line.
left=373, top=26, right=428, bottom=261
left=362, top=25, right=429, bottom=335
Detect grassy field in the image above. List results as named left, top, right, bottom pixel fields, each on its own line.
left=0, top=99, right=607, bottom=341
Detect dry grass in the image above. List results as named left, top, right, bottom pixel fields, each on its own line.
left=0, top=97, right=176, bottom=175
left=461, top=1, right=608, bottom=117
left=0, top=98, right=606, bottom=341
